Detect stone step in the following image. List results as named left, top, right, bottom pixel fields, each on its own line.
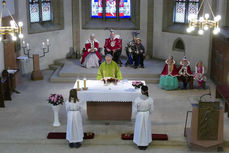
left=59, top=71, right=160, bottom=78
left=53, top=58, right=66, bottom=66
left=48, top=64, right=60, bottom=70
left=50, top=68, right=159, bottom=84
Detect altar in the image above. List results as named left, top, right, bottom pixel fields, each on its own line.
left=73, top=80, right=143, bottom=120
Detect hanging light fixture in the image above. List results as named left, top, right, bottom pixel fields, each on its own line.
left=0, top=0, right=24, bottom=41
left=186, top=0, right=221, bottom=35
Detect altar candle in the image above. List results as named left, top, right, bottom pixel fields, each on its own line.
left=47, top=39, right=50, bottom=46
left=42, top=42, right=45, bottom=49
left=22, top=41, right=26, bottom=47
left=77, top=80, right=80, bottom=89
left=26, top=43, right=30, bottom=50
left=84, top=79, right=86, bottom=88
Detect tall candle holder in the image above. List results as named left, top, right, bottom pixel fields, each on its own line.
left=22, top=39, right=50, bottom=80
left=82, top=78, right=88, bottom=90
left=76, top=79, right=81, bottom=91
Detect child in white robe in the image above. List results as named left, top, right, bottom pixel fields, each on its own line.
left=66, top=89, right=84, bottom=148
left=133, top=85, right=154, bottom=150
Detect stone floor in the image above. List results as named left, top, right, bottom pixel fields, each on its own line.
left=0, top=70, right=229, bottom=153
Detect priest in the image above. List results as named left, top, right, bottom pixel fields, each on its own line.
left=104, top=30, right=122, bottom=66
left=97, top=54, right=123, bottom=80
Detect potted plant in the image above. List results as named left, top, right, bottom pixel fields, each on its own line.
left=48, top=94, right=64, bottom=127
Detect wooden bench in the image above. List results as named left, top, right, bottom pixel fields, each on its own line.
left=0, top=77, right=5, bottom=107
left=1, top=70, right=12, bottom=101
left=216, top=84, right=229, bottom=118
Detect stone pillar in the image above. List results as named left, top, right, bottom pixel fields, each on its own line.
left=31, top=54, right=43, bottom=80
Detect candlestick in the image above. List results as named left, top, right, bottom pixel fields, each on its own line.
left=83, top=79, right=88, bottom=90
left=76, top=80, right=81, bottom=91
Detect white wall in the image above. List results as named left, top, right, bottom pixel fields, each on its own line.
left=17, top=0, right=73, bottom=73
left=80, top=0, right=148, bottom=56
left=153, top=0, right=213, bottom=71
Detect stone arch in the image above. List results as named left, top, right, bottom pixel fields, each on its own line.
left=173, top=38, right=185, bottom=52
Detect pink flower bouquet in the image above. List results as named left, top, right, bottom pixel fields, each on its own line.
left=48, top=94, right=64, bottom=106
left=132, top=81, right=144, bottom=88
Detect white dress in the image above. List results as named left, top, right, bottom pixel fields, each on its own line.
left=82, top=53, right=99, bottom=68
left=66, top=101, right=84, bottom=143
left=133, top=95, right=154, bottom=146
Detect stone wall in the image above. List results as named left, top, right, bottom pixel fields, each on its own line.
left=16, top=0, right=72, bottom=73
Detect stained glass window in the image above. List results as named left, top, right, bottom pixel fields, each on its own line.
left=29, top=0, right=40, bottom=23
left=42, top=0, right=51, bottom=21
left=106, top=0, right=117, bottom=18
left=174, top=0, right=199, bottom=23
left=29, top=0, right=52, bottom=23
left=91, top=0, right=103, bottom=18
left=188, top=1, right=199, bottom=20
left=91, top=0, right=132, bottom=19
left=119, top=0, right=131, bottom=18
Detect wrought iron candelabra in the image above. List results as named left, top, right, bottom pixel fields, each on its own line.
left=22, top=39, right=50, bottom=80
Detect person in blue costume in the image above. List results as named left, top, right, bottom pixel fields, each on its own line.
left=159, top=56, right=179, bottom=90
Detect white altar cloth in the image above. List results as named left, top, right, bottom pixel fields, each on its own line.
left=73, top=80, right=144, bottom=102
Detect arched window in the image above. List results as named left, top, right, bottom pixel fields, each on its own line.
left=173, top=38, right=185, bottom=52
left=174, top=0, right=199, bottom=23
left=29, top=0, right=52, bottom=23
left=91, top=0, right=131, bottom=19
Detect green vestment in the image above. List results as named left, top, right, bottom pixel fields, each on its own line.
left=97, top=61, right=123, bottom=80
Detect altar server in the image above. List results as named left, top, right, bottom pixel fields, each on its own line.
left=66, top=89, right=84, bottom=148
left=133, top=85, right=154, bottom=150
left=97, top=54, right=123, bottom=80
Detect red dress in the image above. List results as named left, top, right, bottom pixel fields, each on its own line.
left=160, top=60, right=179, bottom=77
left=81, top=40, right=102, bottom=64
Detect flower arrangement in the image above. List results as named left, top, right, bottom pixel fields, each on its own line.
left=132, top=81, right=144, bottom=88
left=48, top=94, right=64, bottom=106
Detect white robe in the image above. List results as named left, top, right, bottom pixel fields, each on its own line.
left=133, top=95, right=154, bottom=146
left=66, top=101, right=84, bottom=143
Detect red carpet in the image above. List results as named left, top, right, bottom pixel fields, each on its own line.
left=47, top=132, right=94, bottom=139
left=121, top=133, right=168, bottom=140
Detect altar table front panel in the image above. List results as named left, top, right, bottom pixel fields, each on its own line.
left=87, top=101, right=132, bottom=120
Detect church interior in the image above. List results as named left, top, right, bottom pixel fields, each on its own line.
left=1, top=0, right=229, bottom=152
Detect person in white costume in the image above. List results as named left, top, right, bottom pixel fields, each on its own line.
left=66, top=89, right=84, bottom=148
left=133, top=85, right=154, bottom=150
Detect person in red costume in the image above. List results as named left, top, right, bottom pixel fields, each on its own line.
left=104, top=30, right=122, bottom=66
left=178, top=56, right=193, bottom=89
left=159, top=56, right=179, bottom=90
left=81, top=34, right=102, bottom=68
